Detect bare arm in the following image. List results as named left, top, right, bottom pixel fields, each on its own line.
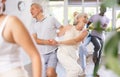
left=102, top=24, right=108, bottom=30
left=32, top=33, right=57, bottom=45
left=58, top=29, right=88, bottom=45
left=6, top=16, right=42, bottom=77
left=32, top=33, right=50, bottom=45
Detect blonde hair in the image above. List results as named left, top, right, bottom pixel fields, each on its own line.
left=73, top=13, right=87, bottom=25
left=73, top=11, right=79, bottom=17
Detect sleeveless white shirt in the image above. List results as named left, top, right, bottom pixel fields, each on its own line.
left=58, top=26, right=82, bottom=60
left=0, top=16, right=22, bottom=73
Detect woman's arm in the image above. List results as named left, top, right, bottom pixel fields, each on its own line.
left=57, top=26, right=66, bottom=37
left=32, top=33, right=57, bottom=45
left=8, top=16, right=42, bottom=77
left=58, top=29, right=88, bottom=45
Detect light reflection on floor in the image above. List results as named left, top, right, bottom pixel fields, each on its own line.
left=56, top=57, right=119, bottom=77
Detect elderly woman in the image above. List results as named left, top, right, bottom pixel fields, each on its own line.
left=57, top=13, right=88, bottom=77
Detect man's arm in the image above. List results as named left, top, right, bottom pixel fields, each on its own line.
left=57, top=25, right=72, bottom=37
left=32, top=33, right=57, bottom=45
left=57, top=25, right=64, bottom=37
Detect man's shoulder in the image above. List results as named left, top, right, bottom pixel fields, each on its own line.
left=89, top=14, right=98, bottom=19
left=92, top=14, right=99, bottom=17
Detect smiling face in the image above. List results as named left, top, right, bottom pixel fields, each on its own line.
left=30, top=3, right=43, bottom=18
left=77, top=14, right=88, bottom=24
left=75, top=13, right=88, bottom=30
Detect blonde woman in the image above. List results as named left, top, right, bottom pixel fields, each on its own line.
left=57, top=13, right=88, bottom=77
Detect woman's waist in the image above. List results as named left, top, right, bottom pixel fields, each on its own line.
left=58, top=45, right=79, bottom=49
left=58, top=45, right=78, bottom=54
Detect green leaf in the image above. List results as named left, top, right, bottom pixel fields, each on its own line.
left=104, top=31, right=120, bottom=75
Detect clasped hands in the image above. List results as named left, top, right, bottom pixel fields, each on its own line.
left=48, top=39, right=59, bottom=46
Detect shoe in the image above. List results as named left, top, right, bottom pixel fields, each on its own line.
left=78, top=72, right=86, bottom=77
left=95, top=74, right=99, bottom=77
left=78, top=74, right=85, bottom=77
left=93, top=74, right=100, bottom=77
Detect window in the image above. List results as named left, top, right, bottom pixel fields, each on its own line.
left=116, top=10, right=120, bottom=29
left=68, top=0, right=82, bottom=5
left=48, top=0, right=117, bottom=30
left=105, top=8, right=112, bottom=31
left=49, top=0, right=64, bottom=24
left=49, top=0, right=64, bottom=1
left=49, top=7, right=64, bottom=24
left=84, top=0, right=97, bottom=2
left=84, top=7, right=97, bottom=18
left=68, top=7, right=82, bottom=24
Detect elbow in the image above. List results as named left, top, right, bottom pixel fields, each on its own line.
left=73, top=39, right=80, bottom=45
left=30, top=51, right=41, bottom=62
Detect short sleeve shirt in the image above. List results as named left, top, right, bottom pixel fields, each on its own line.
left=33, top=16, right=62, bottom=54
left=89, top=14, right=109, bottom=40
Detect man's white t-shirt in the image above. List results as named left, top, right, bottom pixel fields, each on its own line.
left=32, top=16, right=62, bottom=54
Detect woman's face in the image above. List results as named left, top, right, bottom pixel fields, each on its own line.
left=80, top=15, right=88, bottom=24
left=82, top=15, right=88, bottom=23
left=77, top=15, right=88, bottom=24
left=76, top=14, right=88, bottom=30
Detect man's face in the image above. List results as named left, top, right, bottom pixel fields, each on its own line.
left=30, top=5, right=40, bottom=18
left=100, top=7, right=106, bottom=14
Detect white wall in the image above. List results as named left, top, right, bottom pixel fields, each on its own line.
left=5, top=0, right=32, bottom=29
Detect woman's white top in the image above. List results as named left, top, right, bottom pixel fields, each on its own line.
left=58, top=26, right=82, bottom=60
left=0, top=16, right=22, bottom=73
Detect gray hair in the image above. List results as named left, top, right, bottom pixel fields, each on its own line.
left=73, top=13, right=87, bottom=25
left=31, top=3, right=43, bottom=12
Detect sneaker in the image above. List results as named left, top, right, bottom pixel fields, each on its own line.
left=79, top=72, right=86, bottom=77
